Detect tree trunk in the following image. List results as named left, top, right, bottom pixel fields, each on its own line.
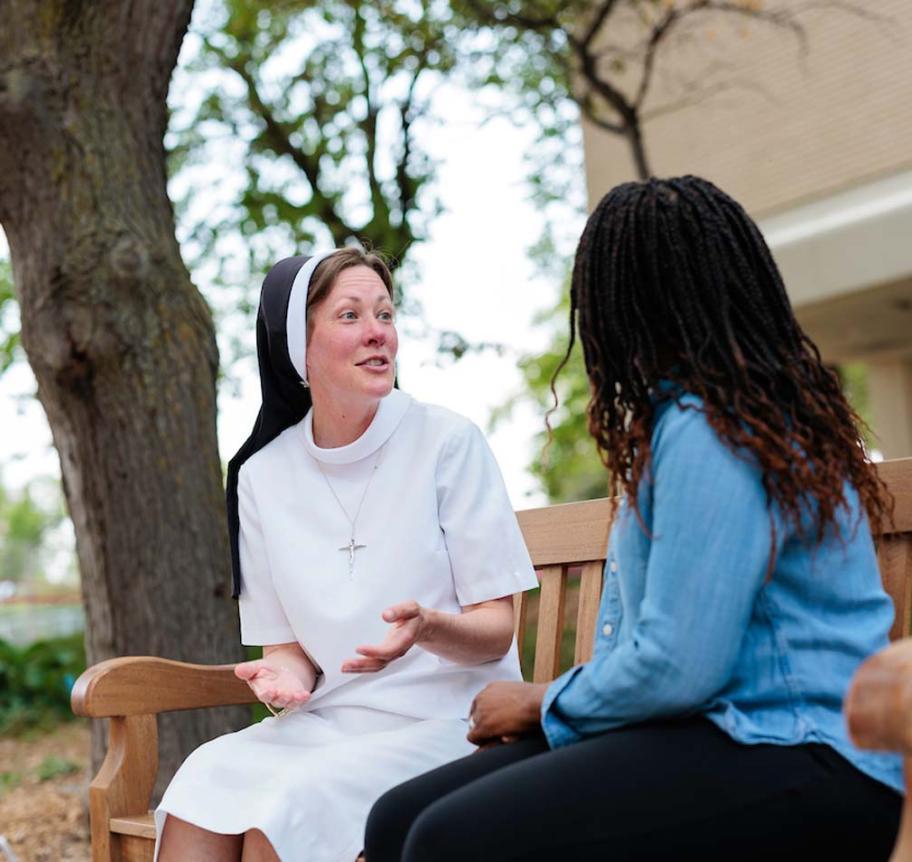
left=0, top=0, right=247, bottom=797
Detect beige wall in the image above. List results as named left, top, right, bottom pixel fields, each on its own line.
left=580, top=1, right=912, bottom=455
left=868, top=358, right=912, bottom=456
left=583, top=0, right=912, bottom=217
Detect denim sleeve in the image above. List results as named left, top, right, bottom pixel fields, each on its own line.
left=542, top=405, right=783, bottom=747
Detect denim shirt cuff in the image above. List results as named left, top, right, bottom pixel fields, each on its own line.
left=541, top=665, right=586, bottom=748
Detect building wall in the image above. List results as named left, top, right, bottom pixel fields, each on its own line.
left=583, top=0, right=912, bottom=216
left=581, top=0, right=912, bottom=456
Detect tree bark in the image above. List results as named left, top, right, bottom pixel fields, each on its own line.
left=0, top=0, right=247, bottom=797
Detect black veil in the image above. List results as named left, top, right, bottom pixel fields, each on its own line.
left=226, top=256, right=313, bottom=598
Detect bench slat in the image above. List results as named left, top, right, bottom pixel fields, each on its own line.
left=878, top=458, right=912, bottom=534
left=110, top=813, right=155, bottom=839
left=119, top=832, right=155, bottom=862
left=533, top=566, right=568, bottom=683
left=517, top=501, right=613, bottom=567
left=513, top=592, right=529, bottom=666
left=575, top=561, right=605, bottom=665
left=879, top=534, right=912, bottom=643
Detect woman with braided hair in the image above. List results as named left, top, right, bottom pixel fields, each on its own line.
left=364, top=176, right=903, bottom=861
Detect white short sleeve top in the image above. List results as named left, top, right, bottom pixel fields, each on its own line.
left=236, top=389, right=538, bottom=719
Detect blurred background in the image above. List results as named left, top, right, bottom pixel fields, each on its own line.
left=1, top=1, right=909, bottom=859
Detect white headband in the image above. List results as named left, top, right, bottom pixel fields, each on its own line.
left=286, top=250, right=339, bottom=384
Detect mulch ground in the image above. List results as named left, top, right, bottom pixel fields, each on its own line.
left=0, top=721, right=91, bottom=862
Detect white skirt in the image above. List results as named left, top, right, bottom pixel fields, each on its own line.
left=154, top=705, right=474, bottom=862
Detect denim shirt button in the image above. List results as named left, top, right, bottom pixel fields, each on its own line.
left=602, top=623, right=614, bottom=637
left=609, top=560, right=618, bottom=574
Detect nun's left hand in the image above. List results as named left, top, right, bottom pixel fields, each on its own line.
left=341, top=601, right=428, bottom=673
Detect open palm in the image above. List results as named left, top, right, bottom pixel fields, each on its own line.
left=235, top=659, right=311, bottom=709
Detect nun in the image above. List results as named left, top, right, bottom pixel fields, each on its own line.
left=154, top=247, right=538, bottom=862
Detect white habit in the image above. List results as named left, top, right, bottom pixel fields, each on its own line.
left=155, top=390, right=538, bottom=861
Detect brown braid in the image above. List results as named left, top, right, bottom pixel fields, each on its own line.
left=553, top=176, right=891, bottom=547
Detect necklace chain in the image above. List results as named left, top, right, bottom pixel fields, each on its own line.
left=314, top=444, right=386, bottom=575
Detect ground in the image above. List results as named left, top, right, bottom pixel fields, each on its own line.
left=0, top=721, right=91, bottom=862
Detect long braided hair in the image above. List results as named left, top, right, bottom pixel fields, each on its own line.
left=557, top=175, right=890, bottom=546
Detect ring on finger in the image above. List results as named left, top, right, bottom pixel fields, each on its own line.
left=467, top=714, right=476, bottom=731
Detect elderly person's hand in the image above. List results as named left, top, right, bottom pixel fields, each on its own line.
left=467, top=681, right=548, bottom=745
left=342, top=601, right=429, bottom=673
left=845, top=639, right=912, bottom=754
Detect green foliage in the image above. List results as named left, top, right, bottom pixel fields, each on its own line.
left=0, top=479, right=67, bottom=585
left=0, top=633, right=86, bottom=735
left=172, top=0, right=462, bottom=295
left=165, top=0, right=481, bottom=377
left=36, top=754, right=81, bottom=781
left=838, top=362, right=875, bottom=449
left=493, top=281, right=606, bottom=503
left=0, top=257, right=20, bottom=378
left=452, top=0, right=585, bottom=218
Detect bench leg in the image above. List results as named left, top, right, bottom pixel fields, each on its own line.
left=88, top=715, right=158, bottom=862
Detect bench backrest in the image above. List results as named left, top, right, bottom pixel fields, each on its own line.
left=514, top=457, right=912, bottom=683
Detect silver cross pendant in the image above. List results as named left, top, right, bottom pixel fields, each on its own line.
left=339, top=537, right=366, bottom=576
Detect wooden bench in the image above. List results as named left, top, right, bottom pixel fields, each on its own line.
left=71, top=457, right=912, bottom=862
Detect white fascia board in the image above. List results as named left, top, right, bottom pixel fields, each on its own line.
left=759, top=169, right=912, bottom=307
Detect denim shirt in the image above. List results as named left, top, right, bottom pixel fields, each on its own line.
left=541, top=391, right=903, bottom=793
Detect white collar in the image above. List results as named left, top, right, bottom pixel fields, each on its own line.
left=301, top=389, right=412, bottom=464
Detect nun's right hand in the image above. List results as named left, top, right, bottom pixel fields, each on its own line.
left=235, top=659, right=312, bottom=710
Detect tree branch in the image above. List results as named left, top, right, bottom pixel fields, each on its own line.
left=793, top=0, right=894, bottom=32
left=694, top=1, right=809, bottom=54
left=579, top=0, right=623, bottom=50
left=577, top=91, right=626, bottom=134
left=633, top=6, right=683, bottom=110
left=632, top=0, right=826, bottom=114
left=461, top=0, right=561, bottom=34
left=212, top=43, right=353, bottom=242
left=572, top=35, right=636, bottom=130
left=641, top=76, right=777, bottom=121
left=351, top=2, right=390, bottom=234
left=397, top=74, right=422, bottom=221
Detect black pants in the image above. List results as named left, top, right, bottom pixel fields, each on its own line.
left=365, top=717, right=901, bottom=861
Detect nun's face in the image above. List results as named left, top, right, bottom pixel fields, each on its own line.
left=305, top=265, right=397, bottom=406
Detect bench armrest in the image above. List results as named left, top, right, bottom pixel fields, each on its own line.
left=72, top=656, right=258, bottom=856
left=71, top=656, right=257, bottom=718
